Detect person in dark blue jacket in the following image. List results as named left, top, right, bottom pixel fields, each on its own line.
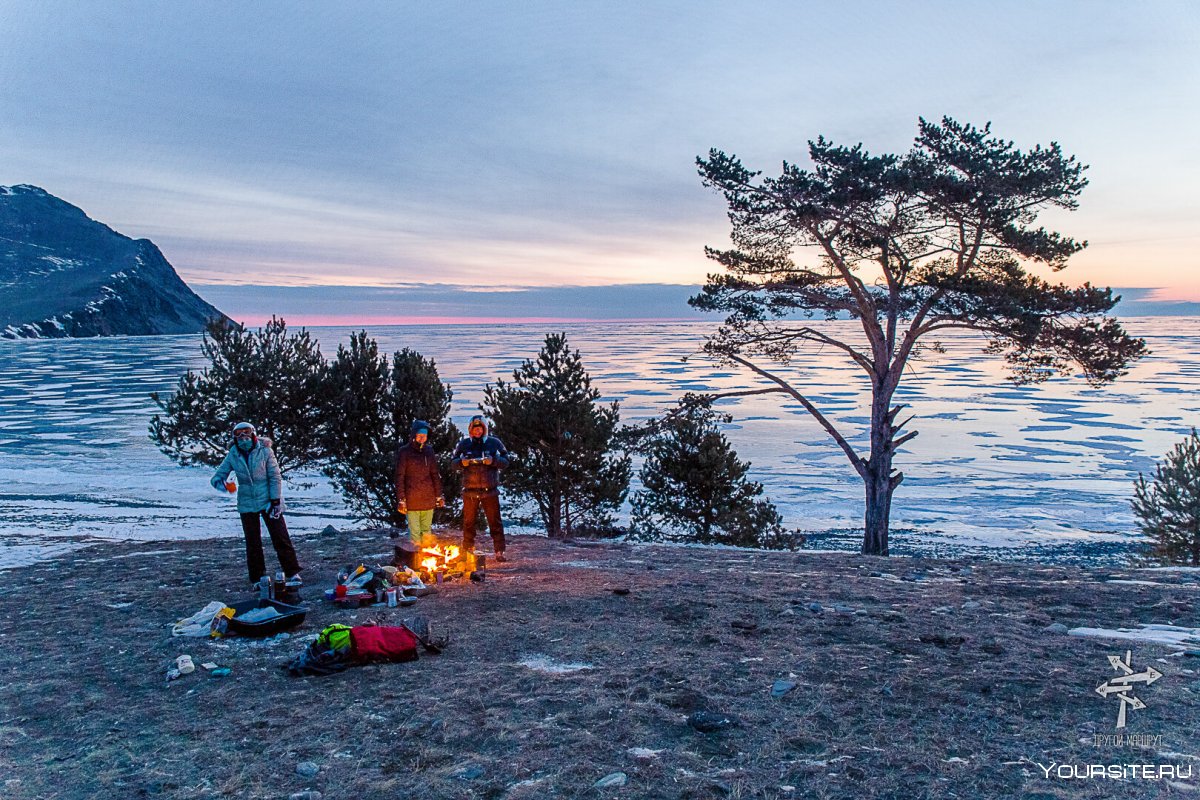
left=452, top=415, right=509, bottom=561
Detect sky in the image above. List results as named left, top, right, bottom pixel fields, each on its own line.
left=1, top=1, right=1198, bottom=321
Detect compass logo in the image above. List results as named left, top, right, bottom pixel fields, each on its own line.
left=1095, top=649, right=1162, bottom=729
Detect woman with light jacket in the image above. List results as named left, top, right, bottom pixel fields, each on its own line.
left=210, top=421, right=302, bottom=585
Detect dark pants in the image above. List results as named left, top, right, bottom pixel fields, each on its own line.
left=461, top=490, right=505, bottom=553
left=239, top=510, right=301, bottom=583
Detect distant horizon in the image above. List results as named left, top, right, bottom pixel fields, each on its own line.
left=193, top=283, right=1200, bottom=326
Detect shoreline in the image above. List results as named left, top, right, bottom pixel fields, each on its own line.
left=1, top=523, right=1154, bottom=573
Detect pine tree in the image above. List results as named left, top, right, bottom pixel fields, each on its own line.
left=1133, top=429, right=1200, bottom=564
left=321, top=336, right=461, bottom=525
left=483, top=333, right=630, bottom=536
left=631, top=400, right=796, bottom=549
left=695, top=117, right=1146, bottom=555
left=149, top=317, right=327, bottom=475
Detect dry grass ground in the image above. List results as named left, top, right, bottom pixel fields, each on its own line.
left=1, top=531, right=1198, bottom=799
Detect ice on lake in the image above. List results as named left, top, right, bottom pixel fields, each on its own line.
left=0, top=318, right=1195, bottom=568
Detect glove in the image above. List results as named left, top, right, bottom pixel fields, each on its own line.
left=461, top=458, right=472, bottom=467
left=268, top=500, right=283, bottom=520
left=435, top=496, right=445, bottom=509
left=397, top=501, right=407, bottom=514
left=481, top=456, right=493, bottom=465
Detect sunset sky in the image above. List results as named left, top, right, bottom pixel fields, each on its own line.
left=1, top=1, right=1197, bottom=320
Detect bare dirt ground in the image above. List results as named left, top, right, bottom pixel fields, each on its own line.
left=1, top=530, right=1198, bottom=799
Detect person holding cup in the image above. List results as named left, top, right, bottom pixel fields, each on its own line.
left=452, top=415, right=510, bottom=562
left=210, top=421, right=302, bottom=586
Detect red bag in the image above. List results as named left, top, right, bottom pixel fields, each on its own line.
left=349, top=625, right=420, bottom=663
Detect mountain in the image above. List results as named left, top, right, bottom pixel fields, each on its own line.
left=0, top=185, right=228, bottom=338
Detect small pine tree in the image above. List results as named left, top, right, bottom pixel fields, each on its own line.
left=631, top=399, right=796, bottom=549
left=149, top=317, right=327, bottom=475
left=1133, top=429, right=1200, bottom=564
left=321, top=336, right=461, bottom=525
left=483, top=333, right=631, bottom=536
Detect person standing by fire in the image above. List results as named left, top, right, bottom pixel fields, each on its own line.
left=453, top=414, right=510, bottom=562
left=210, top=421, right=303, bottom=586
left=395, top=419, right=445, bottom=547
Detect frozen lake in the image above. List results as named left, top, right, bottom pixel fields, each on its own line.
left=0, top=318, right=1195, bottom=568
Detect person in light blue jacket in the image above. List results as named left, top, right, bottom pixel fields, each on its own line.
left=210, top=421, right=302, bottom=585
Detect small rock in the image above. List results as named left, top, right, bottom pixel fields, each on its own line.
left=296, top=762, right=320, bottom=779
left=453, top=765, right=485, bottom=781
left=780, top=607, right=796, bottom=616
left=611, top=587, right=631, bottom=596
left=806, top=602, right=823, bottom=614
left=289, top=793, right=322, bottom=800
left=1044, top=623, right=1069, bottom=635
left=901, top=572, right=923, bottom=582
left=931, top=606, right=953, bottom=614
left=730, top=619, right=757, bottom=631
left=320, top=525, right=340, bottom=537
left=961, top=600, right=982, bottom=610
left=688, top=711, right=738, bottom=733
left=919, top=632, right=966, bottom=648
left=594, top=772, right=628, bottom=788
left=867, top=571, right=882, bottom=578
left=771, top=680, right=797, bottom=698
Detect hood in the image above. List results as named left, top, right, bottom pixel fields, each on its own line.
left=467, top=415, right=488, bottom=437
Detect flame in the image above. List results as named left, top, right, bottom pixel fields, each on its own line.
left=417, top=542, right=463, bottom=575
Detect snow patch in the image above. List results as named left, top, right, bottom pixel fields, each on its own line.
left=518, top=655, right=595, bottom=674
left=1069, top=624, right=1200, bottom=648
left=628, top=748, right=664, bottom=759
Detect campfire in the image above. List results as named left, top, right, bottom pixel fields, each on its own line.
left=395, top=540, right=484, bottom=583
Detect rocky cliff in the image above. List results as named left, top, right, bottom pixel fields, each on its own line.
left=0, top=185, right=228, bottom=338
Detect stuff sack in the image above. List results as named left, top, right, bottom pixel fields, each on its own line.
left=349, top=625, right=420, bottom=664
left=284, top=640, right=354, bottom=677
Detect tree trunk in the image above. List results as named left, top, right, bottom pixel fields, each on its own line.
left=547, top=494, right=562, bottom=538
left=861, top=388, right=896, bottom=556
left=862, top=463, right=893, bottom=556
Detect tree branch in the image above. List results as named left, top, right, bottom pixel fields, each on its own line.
left=724, top=352, right=866, bottom=477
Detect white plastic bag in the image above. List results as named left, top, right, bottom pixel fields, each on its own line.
left=171, top=601, right=228, bottom=637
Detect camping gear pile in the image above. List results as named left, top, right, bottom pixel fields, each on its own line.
left=284, top=617, right=446, bottom=676
left=324, top=563, right=426, bottom=607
